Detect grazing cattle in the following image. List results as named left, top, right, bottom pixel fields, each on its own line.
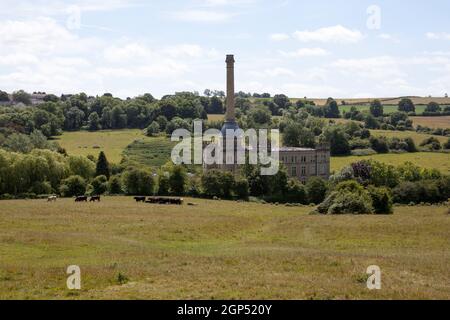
left=90, top=196, right=101, bottom=202
left=145, top=197, right=183, bottom=205
left=134, top=196, right=146, bottom=203
left=47, top=195, right=57, bottom=202
left=75, top=196, right=88, bottom=202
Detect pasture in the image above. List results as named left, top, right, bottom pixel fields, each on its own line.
left=122, top=136, right=176, bottom=168
left=0, top=197, right=448, bottom=300
left=56, top=130, right=142, bottom=164
left=293, top=97, right=450, bottom=107
left=332, top=152, right=450, bottom=173
left=411, top=116, right=450, bottom=129
left=370, top=130, right=448, bottom=145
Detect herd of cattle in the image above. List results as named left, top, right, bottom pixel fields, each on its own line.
left=46, top=195, right=184, bottom=205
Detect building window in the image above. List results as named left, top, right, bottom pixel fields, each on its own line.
left=292, top=166, right=297, bottom=176
left=301, top=166, right=306, bottom=176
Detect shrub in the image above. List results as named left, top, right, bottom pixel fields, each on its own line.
left=145, top=121, right=160, bottom=137
left=317, top=181, right=374, bottom=215
left=108, top=176, right=123, bottom=194
left=91, top=175, right=108, bottom=195
left=368, top=186, right=393, bottom=214
left=30, top=181, right=52, bottom=195
left=60, top=175, right=87, bottom=197
left=370, top=136, right=389, bottom=153
left=285, top=179, right=307, bottom=204
left=420, top=137, right=441, bottom=151
left=122, top=168, right=155, bottom=195
left=306, top=177, right=327, bottom=204
left=444, top=138, right=450, bottom=150
left=234, top=178, right=250, bottom=200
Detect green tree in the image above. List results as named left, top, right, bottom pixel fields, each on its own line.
left=95, top=152, right=110, bottom=179
left=145, top=121, right=160, bottom=137
left=122, top=168, right=155, bottom=195
left=286, top=179, right=307, bottom=204
left=91, top=175, right=108, bottom=195
left=157, top=173, right=170, bottom=195
left=88, top=112, right=101, bottom=131
left=3, top=133, right=33, bottom=153
left=398, top=98, right=415, bottom=113
left=108, top=176, right=123, bottom=194
left=306, top=177, right=327, bottom=204
left=169, top=166, right=187, bottom=195
left=0, top=90, right=9, bottom=102
left=370, top=99, right=384, bottom=117
left=12, top=90, right=32, bottom=105
left=60, top=175, right=87, bottom=197
left=425, top=101, right=441, bottom=113
left=233, top=178, right=249, bottom=200
left=368, top=186, right=393, bottom=214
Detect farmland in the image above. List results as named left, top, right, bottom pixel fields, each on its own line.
left=411, top=116, right=450, bottom=129
left=56, top=130, right=143, bottom=164
left=331, top=152, right=450, bottom=173
left=292, top=97, right=450, bottom=107
left=370, top=130, right=448, bottom=145
left=0, top=197, right=448, bottom=300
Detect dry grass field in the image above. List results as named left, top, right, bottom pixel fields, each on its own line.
left=411, top=116, right=450, bottom=129
left=56, top=129, right=143, bottom=163
left=0, top=197, right=449, bottom=300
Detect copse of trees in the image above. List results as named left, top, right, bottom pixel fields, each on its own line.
left=370, top=99, right=384, bottom=117
left=0, top=90, right=9, bottom=102
left=398, top=98, right=415, bottom=113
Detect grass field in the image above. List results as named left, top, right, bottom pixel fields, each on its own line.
left=123, top=136, right=176, bottom=167
left=411, top=116, right=450, bottom=129
left=292, top=97, right=450, bottom=106
left=56, top=130, right=143, bottom=164
left=370, top=130, right=448, bottom=145
left=339, top=105, right=427, bottom=115
left=0, top=197, right=448, bottom=300
left=332, top=152, right=450, bottom=173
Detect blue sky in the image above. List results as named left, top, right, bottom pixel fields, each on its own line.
left=0, top=0, right=449, bottom=98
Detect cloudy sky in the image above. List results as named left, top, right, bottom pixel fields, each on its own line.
left=0, top=0, right=449, bottom=98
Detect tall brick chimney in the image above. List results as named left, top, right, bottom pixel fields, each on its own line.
left=225, top=54, right=235, bottom=122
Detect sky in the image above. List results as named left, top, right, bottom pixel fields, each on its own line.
left=0, top=0, right=449, bottom=99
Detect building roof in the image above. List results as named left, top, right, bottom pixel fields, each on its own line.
left=275, top=147, right=316, bottom=152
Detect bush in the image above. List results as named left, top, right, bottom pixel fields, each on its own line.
left=285, top=179, right=307, bottom=204
left=108, top=176, right=123, bottom=194
left=420, top=137, right=441, bottom=151
left=234, top=178, right=249, bottom=200
left=444, top=138, right=450, bottom=150
left=201, top=169, right=234, bottom=199
left=145, top=121, right=160, bottom=137
left=368, top=186, right=393, bottom=214
left=91, top=175, right=108, bottom=195
left=60, top=175, right=87, bottom=197
left=122, top=168, right=155, bottom=195
left=370, top=136, right=389, bottom=153
left=305, top=177, right=327, bottom=204
left=317, top=180, right=374, bottom=214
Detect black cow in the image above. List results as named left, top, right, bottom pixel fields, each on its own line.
left=90, top=196, right=101, bottom=202
left=75, top=196, right=88, bottom=202
left=134, top=196, right=146, bottom=203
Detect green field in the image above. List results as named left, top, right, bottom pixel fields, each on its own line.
left=339, top=105, right=427, bottom=115
left=332, top=152, right=450, bottom=173
left=56, top=130, right=143, bottom=163
left=123, top=136, right=176, bottom=167
left=0, top=197, right=448, bottom=300
left=370, top=130, right=448, bottom=145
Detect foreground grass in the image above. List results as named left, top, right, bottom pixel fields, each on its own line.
left=56, top=130, right=142, bottom=163
left=0, top=197, right=449, bottom=300
left=332, top=152, right=450, bottom=173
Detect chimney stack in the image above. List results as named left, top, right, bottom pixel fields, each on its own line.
left=225, top=54, right=235, bottom=122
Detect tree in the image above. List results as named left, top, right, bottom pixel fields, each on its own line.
left=95, top=152, right=110, bottom=179
left=12, top=90, right=32, bottom=105
left=108, top=176, right=123, bottom=194
left=324, top=99, right=340, bottom=118
left=0, top=90, right=9, bottom=102
left=91, top=175, right=108, bottom=195
left=368, top=186, right=393, bottom=214
left=364, top=114, right=380, bottom=129
left=122, top=168, right=155, bottom=195
left=43, top=94, right=59, bottom=103
left=420, top=137, right=441, bottom=151
left=248, top=107, right=271, bottom=125
left=398, top=98, right=415, bottom=113
left=286, top=179, right=307, bottom=204
left=145, top=121, right=160, bottom=137
left=201, top=170, right=234, bottom=199
left=157, top=173, right=170, bottom=195
left=233, top=178, right=249, bottom=200
left=88, top=112, right=101, bottom=131
left=3, top=133, right=33, bottom=153
left=273, top=94, right=290, bottom=109
left=60, top=175, right=87, bottom=197
left=370, top=136, right=389, bottom=153
left=208, top=96, right=224, bottom=114
left=425, top=101, right=441, bottom=113
left=169, top=166, right=187, bottom=195
left=370, top=100, right=384, bottom=117
left=306, top=177, right=327, bottom=204
left=321, top=127, right=350, bottom=156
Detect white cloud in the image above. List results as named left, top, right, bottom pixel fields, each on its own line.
left=293, top=25, right=363, bottom=43
left=279, top=48, right=329, bottom=58
left=269, top=33, right=290, bottom=41
left=331, top=56, right=404, bottom=79
left=426, top=32, right=450, bottom=40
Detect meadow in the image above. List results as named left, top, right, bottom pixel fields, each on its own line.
left=292, top=97, right=450, bottom=107
left=332, top=152, right=450, bottom=173
left=0, top=197, right=448, bottom=300
left=56, top=130, right=143, bottom=164
left=370, top=130, right=448, bottom=145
